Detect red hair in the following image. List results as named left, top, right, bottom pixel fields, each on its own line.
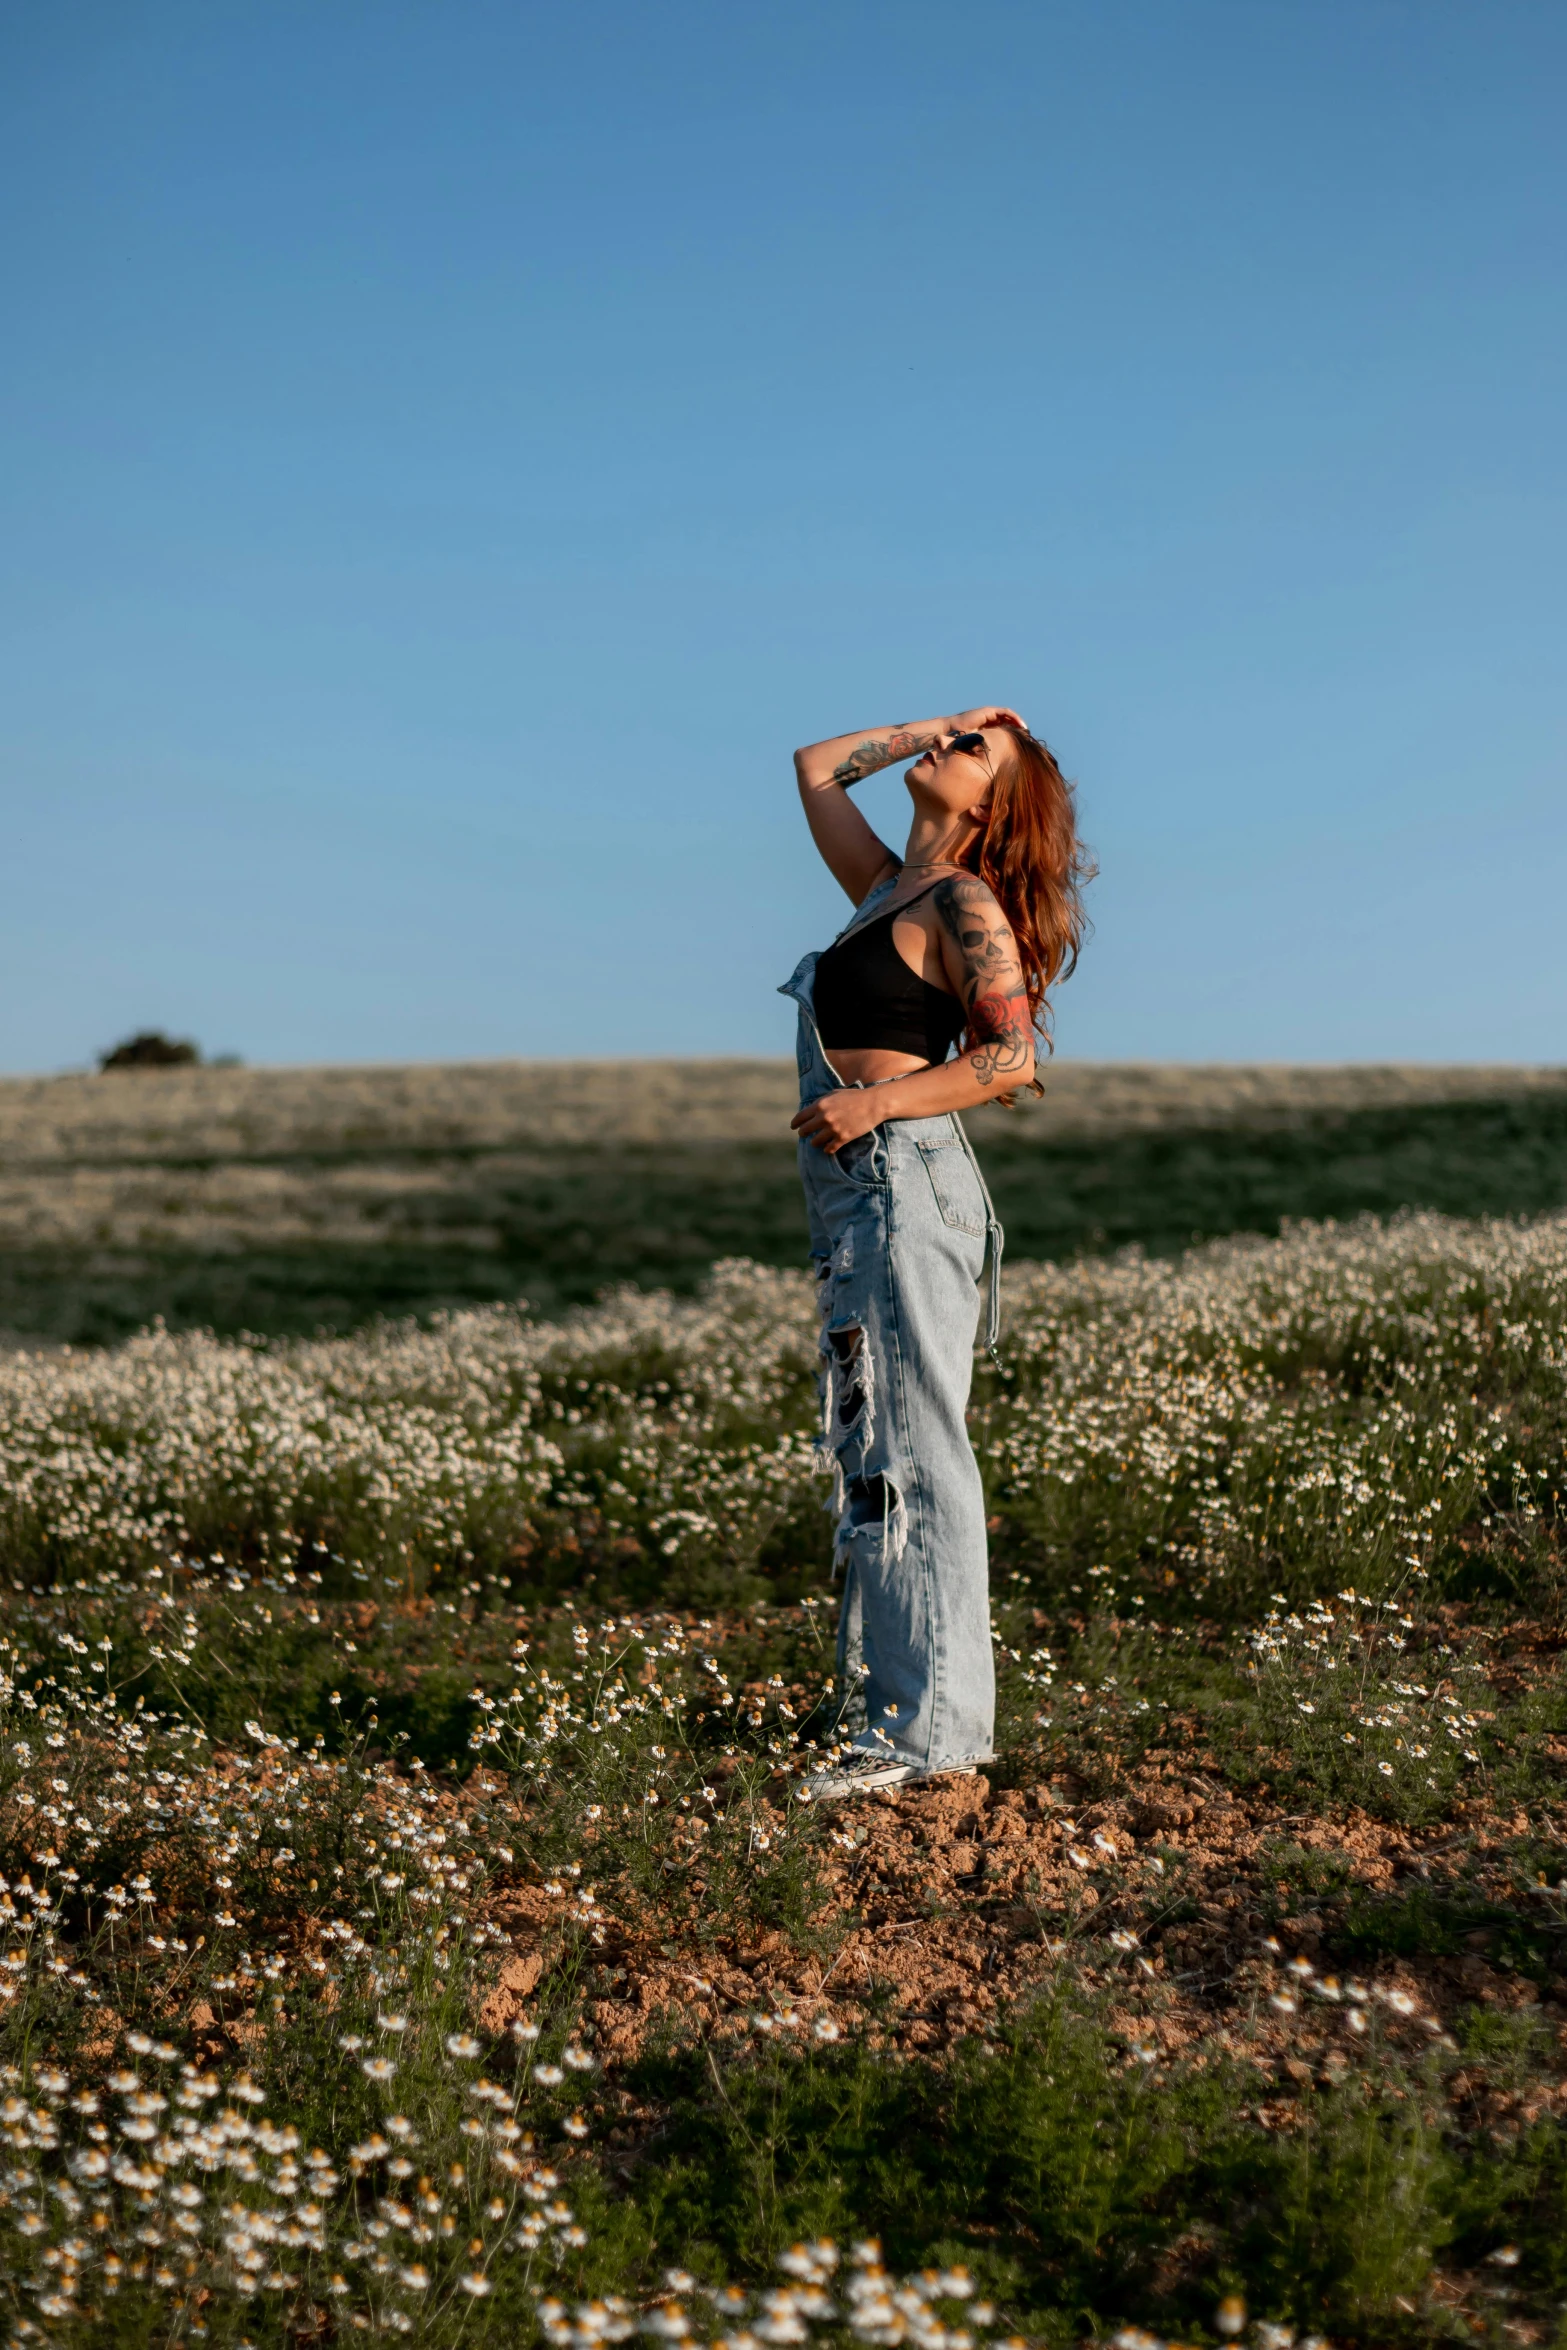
left=957, top=726, right=1093, bottom=1101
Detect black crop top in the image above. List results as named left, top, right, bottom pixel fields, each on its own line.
left=813, top=898, right=966, bottom=1062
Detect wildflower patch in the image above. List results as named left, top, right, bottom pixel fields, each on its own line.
left=0, top=1211, right=1566, bottom=2343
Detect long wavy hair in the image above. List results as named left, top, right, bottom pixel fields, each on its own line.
left=955, top=726, right=1094, bottom=1101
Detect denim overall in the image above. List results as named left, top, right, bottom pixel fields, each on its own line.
left=779, top=874, right=1004, bottom=1774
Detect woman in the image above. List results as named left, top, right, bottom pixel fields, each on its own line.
left=781, top=705, right=1091, bottom=1802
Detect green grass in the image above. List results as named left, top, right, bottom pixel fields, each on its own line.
left=6, top=1089, right=1567, bottom=1343
left=611, top=1997, right=1471, bottom=2336
left=10, top=1558, right=1567, bottom=2346
left=980, top=1087, right=1567, bottom=1260
left=7, top=1215, right=1567, bottom=2343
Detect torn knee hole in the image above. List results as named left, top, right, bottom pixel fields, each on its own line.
left=828, top=1324, right=867, bottom=1431
left=835, top=1470, right=908, bottom=1567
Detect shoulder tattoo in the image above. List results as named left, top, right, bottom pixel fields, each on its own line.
left=933, top=877, right=1033, bottom=1083
left=932, top=876, right=1022, bottom=1000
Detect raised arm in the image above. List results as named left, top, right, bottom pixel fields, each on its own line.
left=794, top=716, right=959, bottom=794
left=792, top=716, right=952, bottom=902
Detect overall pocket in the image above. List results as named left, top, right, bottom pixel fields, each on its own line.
left=835, top=1127, right=888, bottom=1190
left=915, top=1133, right=987, bottom=1235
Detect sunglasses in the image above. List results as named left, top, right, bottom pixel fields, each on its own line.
left=946, top=730, right=992, bottom=763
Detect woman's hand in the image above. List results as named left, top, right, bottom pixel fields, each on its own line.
left=949, top=704, right=1027, bottom=735
left=790, top=1089, right=884, bottom=1155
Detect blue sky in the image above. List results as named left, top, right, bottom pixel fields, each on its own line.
left=1, top=0, right=1562, bottom=1070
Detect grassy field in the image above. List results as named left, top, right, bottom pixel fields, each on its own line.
left=2, top=1058, right=1566, bottom=1341
left=4, top=1214, right=1567, bottom=2344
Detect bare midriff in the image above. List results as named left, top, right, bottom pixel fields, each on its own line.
left=823, top=1044, right=936, bottom=1087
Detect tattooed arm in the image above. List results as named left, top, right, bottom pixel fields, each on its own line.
left=794, top=715, right=955, bottom=793
left=931, top=874, right=1035, bottom=1091
left=792, top=715, right=952, bottom=903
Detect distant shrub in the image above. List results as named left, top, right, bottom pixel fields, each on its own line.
left=98, top=1029, right=201, bottom=1070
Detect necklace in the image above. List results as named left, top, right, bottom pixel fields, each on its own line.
left=900, top=857, right=963, bottom=872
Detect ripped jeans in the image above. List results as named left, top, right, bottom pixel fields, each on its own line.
left=779, top=949, right=1003, bottom=1774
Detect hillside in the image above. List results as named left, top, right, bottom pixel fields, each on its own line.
left=2, top=1057, right=1565, bottom=1342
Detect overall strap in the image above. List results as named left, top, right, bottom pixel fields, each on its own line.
left=830, top=871, right=955, bottom=950
left=952, top=1115, right=1005, bottom=1360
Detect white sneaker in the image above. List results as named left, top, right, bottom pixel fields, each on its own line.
left=793, top=1750, right=978, bottom=1804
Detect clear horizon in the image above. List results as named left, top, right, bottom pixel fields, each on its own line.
left=18, top=1049, right=1566, bottom=1079
left=2, top=1, right=1563, bottom=1075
